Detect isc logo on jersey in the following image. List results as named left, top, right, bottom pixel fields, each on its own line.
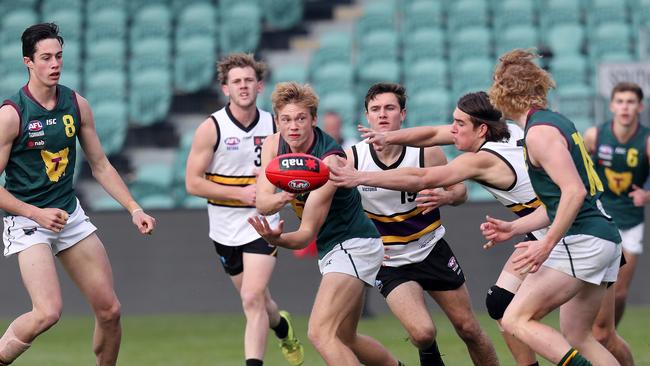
left=280, top=157, right=319, bottom=172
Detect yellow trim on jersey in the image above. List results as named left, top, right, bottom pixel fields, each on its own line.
left=381, top=220, right=441, bottom=244
left=508, top=197, right=542, bottom=213
left=365, top=206, right=426, bottom=223
left=560, top=349, right=579, bottom=366
left=208, top=199, right=253, bottom=207
left=206, top=173, right=256, bottom=186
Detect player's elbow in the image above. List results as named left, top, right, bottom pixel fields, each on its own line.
left=565, top=183, right=587, bottom=202
left=185, top=177, right=200, bottom=196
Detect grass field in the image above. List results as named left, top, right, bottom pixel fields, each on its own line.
left=2, top=307, right=649, bottom=365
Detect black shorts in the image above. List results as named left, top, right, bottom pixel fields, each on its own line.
left=213, top=237, right=277, bottom=276
left=375, top=238, right=466, bottom=298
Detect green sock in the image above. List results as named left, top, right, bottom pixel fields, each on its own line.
left=557, top=348, right=592, bottom=366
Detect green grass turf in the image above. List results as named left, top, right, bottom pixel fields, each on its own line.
left=2, top=307, right=649, bottom=365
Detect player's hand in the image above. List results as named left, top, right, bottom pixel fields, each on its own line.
left=358, top=124, right=388, bottom=151
left=131, top=209, right=156, bottom=235
left=415, top=188, right=450, bottom=214
left=512, top=240, right=552, bottom=275
left=248, top=215, right=284, bottom=246
left=238, top=184, right=257, bottom=206
left=329, top=156, right=361, bottom=188
left=276, top=191, right=296, bottom=205
left=480, top=215, right=515, bottom=249
left=33, top=207, right=69, bottom=233
left=628, top=184, right=648, bottom=207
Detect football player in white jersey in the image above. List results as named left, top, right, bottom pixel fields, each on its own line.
left=185, top=53, right=303, bottom=366
left=341, top=84, right=499, bottom=366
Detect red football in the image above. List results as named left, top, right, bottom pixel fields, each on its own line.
left=265, top=153, right=330, bottom=193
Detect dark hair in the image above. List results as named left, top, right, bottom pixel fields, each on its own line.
left=364, top=82, right=407, bottom=111
left=217, top=53, right=267, bottom=85
left=22, top=23, right=64, bottom=60
left=458, top=91, right=510, bottom=142
left=611, top=82, right=644, bottom=101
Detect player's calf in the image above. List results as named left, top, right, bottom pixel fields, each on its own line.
left=0, top=326, right=31, bottom=365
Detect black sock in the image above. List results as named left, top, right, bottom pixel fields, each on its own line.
left=246, top=359, right=263, bottom=366
left=418, top=340, right=445, bottom=366
left=271, top=316, right=289, bottom=339
left=557, top=348, right=591, bottom=366
left=529, top=362, right=539, bottom=366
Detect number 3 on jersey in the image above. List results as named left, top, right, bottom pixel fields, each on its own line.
left=63, top=114, right=76, bottom=137
left=571, top=132, right=603, bottom=196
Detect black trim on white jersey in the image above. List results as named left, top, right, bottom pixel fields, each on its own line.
left=475, top=148, right=517, bottom=191
left=225, top=103, right=260, bottom=133
left=419, top=147, right=425, bottom=168
left=352, top=145, right=359, bottom=170
left=369, top=144, right=407, bottom=170
left=210, top=115, right=220, bottom=152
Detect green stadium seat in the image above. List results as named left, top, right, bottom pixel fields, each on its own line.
left=0, top=42, right=26, bottom=75
left=403, top=28, right=445, bottom=67
left=41, top=0, right=82, bottom=15
left=220, top=3, right=262, bottom=54
left=127, top=0, right=167, bottom=13
left=555, top=85, right=596, bottom=132
left=493, top=0, right=535, bottom=32
left=449, top=27, right=492, bottom=64
left=0, top=9, right=38, bottom=46
left=633, top=0, right=650, bottom=29
left=85, top=70, right=126, bottom=105
left=469, top=182, right=495, bottom=202
left=129, top=38, right=171, bottom=75
left=405, top=59, right=448, bottom=95
left=496, top=25, right=539, bottom=56
left=181, top=194, right=206, bottom=209
left=84, top=39, right=126, bottom=78
left=85, top=8, right=127, bottom=43
left=42, top=8, right=83, bottom=42
left=547, top=23, right=585, bottom=55
left=1, top=0, right=38, bottom=11
left=589, top=22, right=634, bottom=63
left=176, top=2, right=217, bottom=41
left=312, top=62, right=353, bottom=98
left=320, top=90, right=359, bottom=127
left=587, top=0, right=628, bottom=32
left=540, top=0, right=581, bottom=29
left=89, top=195, right=123, bottom=211
left=550, top=54, right=589, bottom=89
left=0, top=73, right=26, bottom=100
left=271, top=64, right=308, bottom=84
left=86, top=0, right=125, bottom=13
left=139, top=194, right=176, bottom=210
left=130, top=4, right=172, bottom=42
left=358, top=30, right=399, bottom=66
left=309, top=32, right=352, bottom=73
left=402, top=0, right=444, bottom=34
left=263, top=0, right=303, bottom=30
left=174, top=36, right=216, bottom=93
left=355, top=1, right=397, bottom=43
left=61, top=41, right=81, bottom=74
left=451, top=58, right=494, bottom=99
left=59, top=70, right=81, bottom=91
left=219, top=0, right=260, bottom=10
left=408, top=89, right=451, bottom=127
left=448, top=0, right=488, bottom=32
left=93, top=101, right=127, bottom=156
left=132, top=162, right=174, bottom=194
left=0, top=172, right=5, bottom=187
left=356, top=61, right=401, bottom=99
left=129, top=70, right=172, bottom=126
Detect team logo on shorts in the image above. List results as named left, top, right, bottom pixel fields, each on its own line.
left=375, top=279, right=383, bottom=290
left=23, top=228, right=37, bottom=236
left=447, top=256, right=459, bottom=272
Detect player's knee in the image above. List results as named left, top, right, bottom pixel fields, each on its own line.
left=409, top=325, right=436, bottom=349
left=240, top=289, right=266, bottom=313
left=33, top=306, right=62, bottom=331
left=95, top=299, right=121, bottom=325
left=614, top=287, right=629, bottom=305
left=592, top=324, right=611, bottom=345
left=485, top=285, right=515, bottom=320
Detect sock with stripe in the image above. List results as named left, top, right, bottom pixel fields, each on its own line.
left=245, top=359, right=263, bottom=366
left=557, top=348, right=591, bottom=366
left=528, top=362, right=539, bottom=366
left=271, top=316, right=289, bottom=339
left=418, top=340, right=445, bottom=366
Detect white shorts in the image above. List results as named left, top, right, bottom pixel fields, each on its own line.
left=543, top=234, right=622, bottom=285
left=619, top=223, right=644, bottom=255
left=2, top=200, right=97, bottom=257
left=318, top=237, right=383, bottom=286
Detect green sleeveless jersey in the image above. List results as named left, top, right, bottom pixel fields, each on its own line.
left=279, top=127, right=380, bottom=258
left=3, top=85, right=81, bottom=214
left=525, top=110, right=620, bottom=243
left=593, top=121, right=649, bottom=229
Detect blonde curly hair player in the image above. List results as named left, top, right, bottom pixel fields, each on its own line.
left=483, top=48, right=624, bottom=366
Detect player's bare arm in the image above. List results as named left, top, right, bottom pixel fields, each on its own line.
left=359, top=124, right=454, bottom=151
left=76, top=94, right=155, bottom=234
left=0, top=104, right=70, bottom=231
left=481, top=205, right=550, bottom=249
left=255, top=133, right=295, bottom=215
left=629, top=134, right=650, bottom=206
left=185, top=118, right=256, bottom=206
left=583, top=126, right=598, bottom=154
left=417, top=146, right=467, bottom=209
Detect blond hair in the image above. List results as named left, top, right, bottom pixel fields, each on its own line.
left=489, top=48, right=556, bottom=117
left=271, top=82, right=319, bottom=118
left=217, top=53, right=267, bottom=85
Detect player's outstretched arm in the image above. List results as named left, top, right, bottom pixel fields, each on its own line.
left=185, top=118, right=257, bottom=205
left=629, top=135, right=650, bottom=206
left=255, top=134, right=295, bottom=215
left=358, top=124, right=454, bottom=151
left=582, top=126, right=598, bottom=154
left=76, top=95, right=155, bottom=234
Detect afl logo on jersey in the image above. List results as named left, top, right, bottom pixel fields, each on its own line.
left=28, top=120, right=43, bottom=132
left=224, top=137, right=240, bottom=150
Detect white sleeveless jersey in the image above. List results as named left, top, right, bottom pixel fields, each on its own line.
left=477, top=123, right=547, bottom=240
left=352, top=143, right=446, bottom=266
left=206, top=106, right=280, bottom=246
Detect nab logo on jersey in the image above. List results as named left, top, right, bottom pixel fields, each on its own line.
left=28, top=120, right=43, bottom=132
left=224, top=137, right=240, bottom=151
left=280, top=156, right=320, bottom=172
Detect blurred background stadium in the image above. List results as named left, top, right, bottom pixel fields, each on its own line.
left=1, top=0, right=650, bottom=364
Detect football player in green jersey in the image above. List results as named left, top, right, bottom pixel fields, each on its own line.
left=0, top=23, right=155, bottom=366
left=483, top=49, right=622, bottom=366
